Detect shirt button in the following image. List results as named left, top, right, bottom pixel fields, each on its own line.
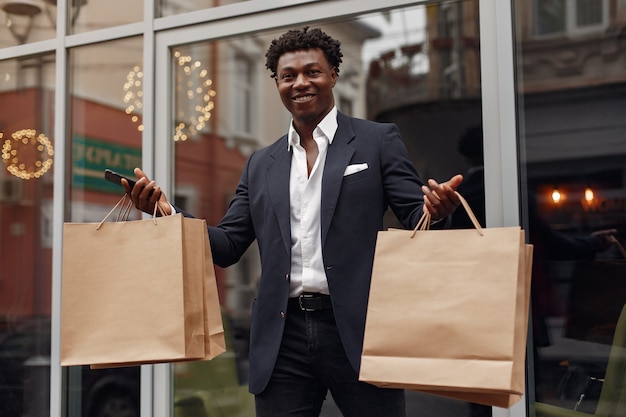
left=280, top=312, right=285, bottom=319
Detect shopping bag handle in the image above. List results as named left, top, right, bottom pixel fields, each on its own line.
left=411, top=191, right=483, bottom=238
left=96, top=194, right=166, bottom=230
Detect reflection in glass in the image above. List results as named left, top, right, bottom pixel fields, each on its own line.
left=0, top=0, right=140, bottom=43
left=67, top=37, right=144, bottom=417
left=536, top=0, right=566, bottom=35
left=158, top=0, right=249, bottom=18
left=515, top=0, right=626, bottom=415
left=0, top=1, right=55, bottom=46
left=534, top=0, right=608, bottom=36
left=68, top=0, right=142, bottom=35
left=0, top=52, right=55, bottom=417
left=169, top=2, right=485, bottom=416
left=172, top=48, right=216, bottom=142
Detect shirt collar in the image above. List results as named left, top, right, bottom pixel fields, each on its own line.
left=287, top=106, right=338, bottom=150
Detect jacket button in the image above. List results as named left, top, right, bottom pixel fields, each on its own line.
left=285, top=274, right=290, bottom=281
left=280, top=312, right=285, bottom=319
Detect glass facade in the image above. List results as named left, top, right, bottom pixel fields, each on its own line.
left=158, top=0, right=250, bottom=17
left=514, top=0, right=626, bottom=415
left=0, top=0, right=624, bottom=416
left=0, top=52, right=55, bottom=417
left=69, top=0, right=143, bottom=35
left=64, top=37, right=144, bottom=417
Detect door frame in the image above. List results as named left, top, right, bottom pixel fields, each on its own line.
left=151, top=1, right=522, bottom=416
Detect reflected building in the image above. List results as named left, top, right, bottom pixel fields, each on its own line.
left=367, top=1, right=626, bottom=414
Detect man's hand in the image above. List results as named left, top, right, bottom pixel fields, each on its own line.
left=590, top=229, right=618, bottom=252
left=421, top=174, right=463, bottom=221
left=123, top=167, right=172, bottom=216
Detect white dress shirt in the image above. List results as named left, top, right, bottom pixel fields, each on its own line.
left=287, top=107, right=338, bottom=297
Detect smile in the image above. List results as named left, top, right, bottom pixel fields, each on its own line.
left=293, top=95, right=314, bottom=102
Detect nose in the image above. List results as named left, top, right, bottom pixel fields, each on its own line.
left=293, top=72, right=310, bottom=88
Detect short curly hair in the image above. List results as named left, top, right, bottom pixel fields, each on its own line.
left=265, top=26, right=343, bottom=79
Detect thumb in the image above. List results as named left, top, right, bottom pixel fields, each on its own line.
left=133, top=167, right=148, bottom=180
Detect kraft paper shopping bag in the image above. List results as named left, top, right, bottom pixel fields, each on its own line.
left=195, top=217, right=226, bottom=360
left=89, top=216, right=226, bottom=368
left=61, top=196, right=224, bottom=367
left=421, top=243, right=533, bottom=408
left=359, top=192, right=533, bottom=408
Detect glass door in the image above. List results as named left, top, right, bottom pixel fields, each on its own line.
left=153, top=1, right=519, bottom=416
left=512, top=1, right=626, bottom=415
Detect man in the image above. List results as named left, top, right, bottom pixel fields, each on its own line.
left=126, top=27, right=462, bottom=417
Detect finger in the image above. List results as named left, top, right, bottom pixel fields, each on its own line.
left=422, top=184, right=442, bottom=218
left=445, top=174, right=464, bottom=190
left=427, top=179, right=459, bottom=211
left=120, top=178, right=132, bottom=195
left=134, top=167, right=147, bottom=180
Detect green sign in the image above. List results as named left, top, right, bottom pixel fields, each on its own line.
left=72, top=135, right=142, bottom=193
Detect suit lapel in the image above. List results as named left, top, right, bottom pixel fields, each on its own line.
left=321, top=113, right=355, bottom=245
left=266, top=113, right=356, bottom=250
left=266, top=136, right=293, bottom=255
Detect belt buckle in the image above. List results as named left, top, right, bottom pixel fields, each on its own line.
left=298, top=294, right=315, bottom=312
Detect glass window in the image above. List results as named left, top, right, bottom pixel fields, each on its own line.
left=0, top=0, right=144, bottom=40
left=172, top=45, right=216, bottom=142
left=169, top=2, right=487, bottom=416
left=576, top=0, right=603, bottom=27
left=535, top=0, right=608, bottom=36
left=65, top=0, right=143, bottom=35
left=66, top=37, right=144, bottom=417
left=232, top=54, right=254, bottom=135
left=0, top=52, right=55, bottom=417
left=0, top=2, right=55, bottom=46
left=158, top=0, right=249, bottom=18
left=536, top=0, right=567, bottom=35
left=515, top=0, right=626, bottom=415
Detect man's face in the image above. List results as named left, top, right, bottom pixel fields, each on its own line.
left=275, top=48, right=337, bottom=130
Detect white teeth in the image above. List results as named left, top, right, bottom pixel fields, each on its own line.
left=294, top=95, right=313, bottom=102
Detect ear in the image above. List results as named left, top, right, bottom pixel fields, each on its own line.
left=331, top=67, right=338, bottom=87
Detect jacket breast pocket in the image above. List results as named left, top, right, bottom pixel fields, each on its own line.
left=342, top=164, right=372, bottom=186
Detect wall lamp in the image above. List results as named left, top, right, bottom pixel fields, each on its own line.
left=0, top=0, right=41, bottom=44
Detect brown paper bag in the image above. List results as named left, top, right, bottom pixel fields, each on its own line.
left=89, top=216, right=226, bottom=369
left=196, top=217, right=227, bottom=361
left=422, top=243, right=533, bottom=408
left=61, top=197, right=225, bottom=367
left=359, top=193, right=533, bottom=408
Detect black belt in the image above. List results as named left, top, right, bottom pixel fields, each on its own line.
left=289, top=293, right=333, bottom=311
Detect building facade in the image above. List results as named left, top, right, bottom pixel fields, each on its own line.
left=0, top=1, right=624, bottom=416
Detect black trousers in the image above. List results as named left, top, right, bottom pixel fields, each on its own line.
left=255, top=298, right=405, bottom=417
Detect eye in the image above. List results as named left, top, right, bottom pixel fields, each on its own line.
left=280, top=73, right=294, bottom=81
left=308, top=70, right=322, bottom=77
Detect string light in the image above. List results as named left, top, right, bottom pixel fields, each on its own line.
left=584, top=187, right=594, bottom=203
left=551, top=188, right=562, bottom=203
left=2, top=129, right=54, bottom=180
left=123, top=52, right=216, bottom=141
left=123, top=65, right=144, bottom=132
left=172, top=51, right=216, bottom=142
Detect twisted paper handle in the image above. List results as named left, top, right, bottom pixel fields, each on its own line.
left=410, top=191, right=483, bottom=238
left=96, top=194, right=166, bottom=230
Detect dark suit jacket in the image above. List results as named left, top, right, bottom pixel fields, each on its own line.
left=207, top=112, right=428, bottom=394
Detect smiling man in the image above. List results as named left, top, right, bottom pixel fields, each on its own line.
left=126, top=27, right=462, bottom=417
